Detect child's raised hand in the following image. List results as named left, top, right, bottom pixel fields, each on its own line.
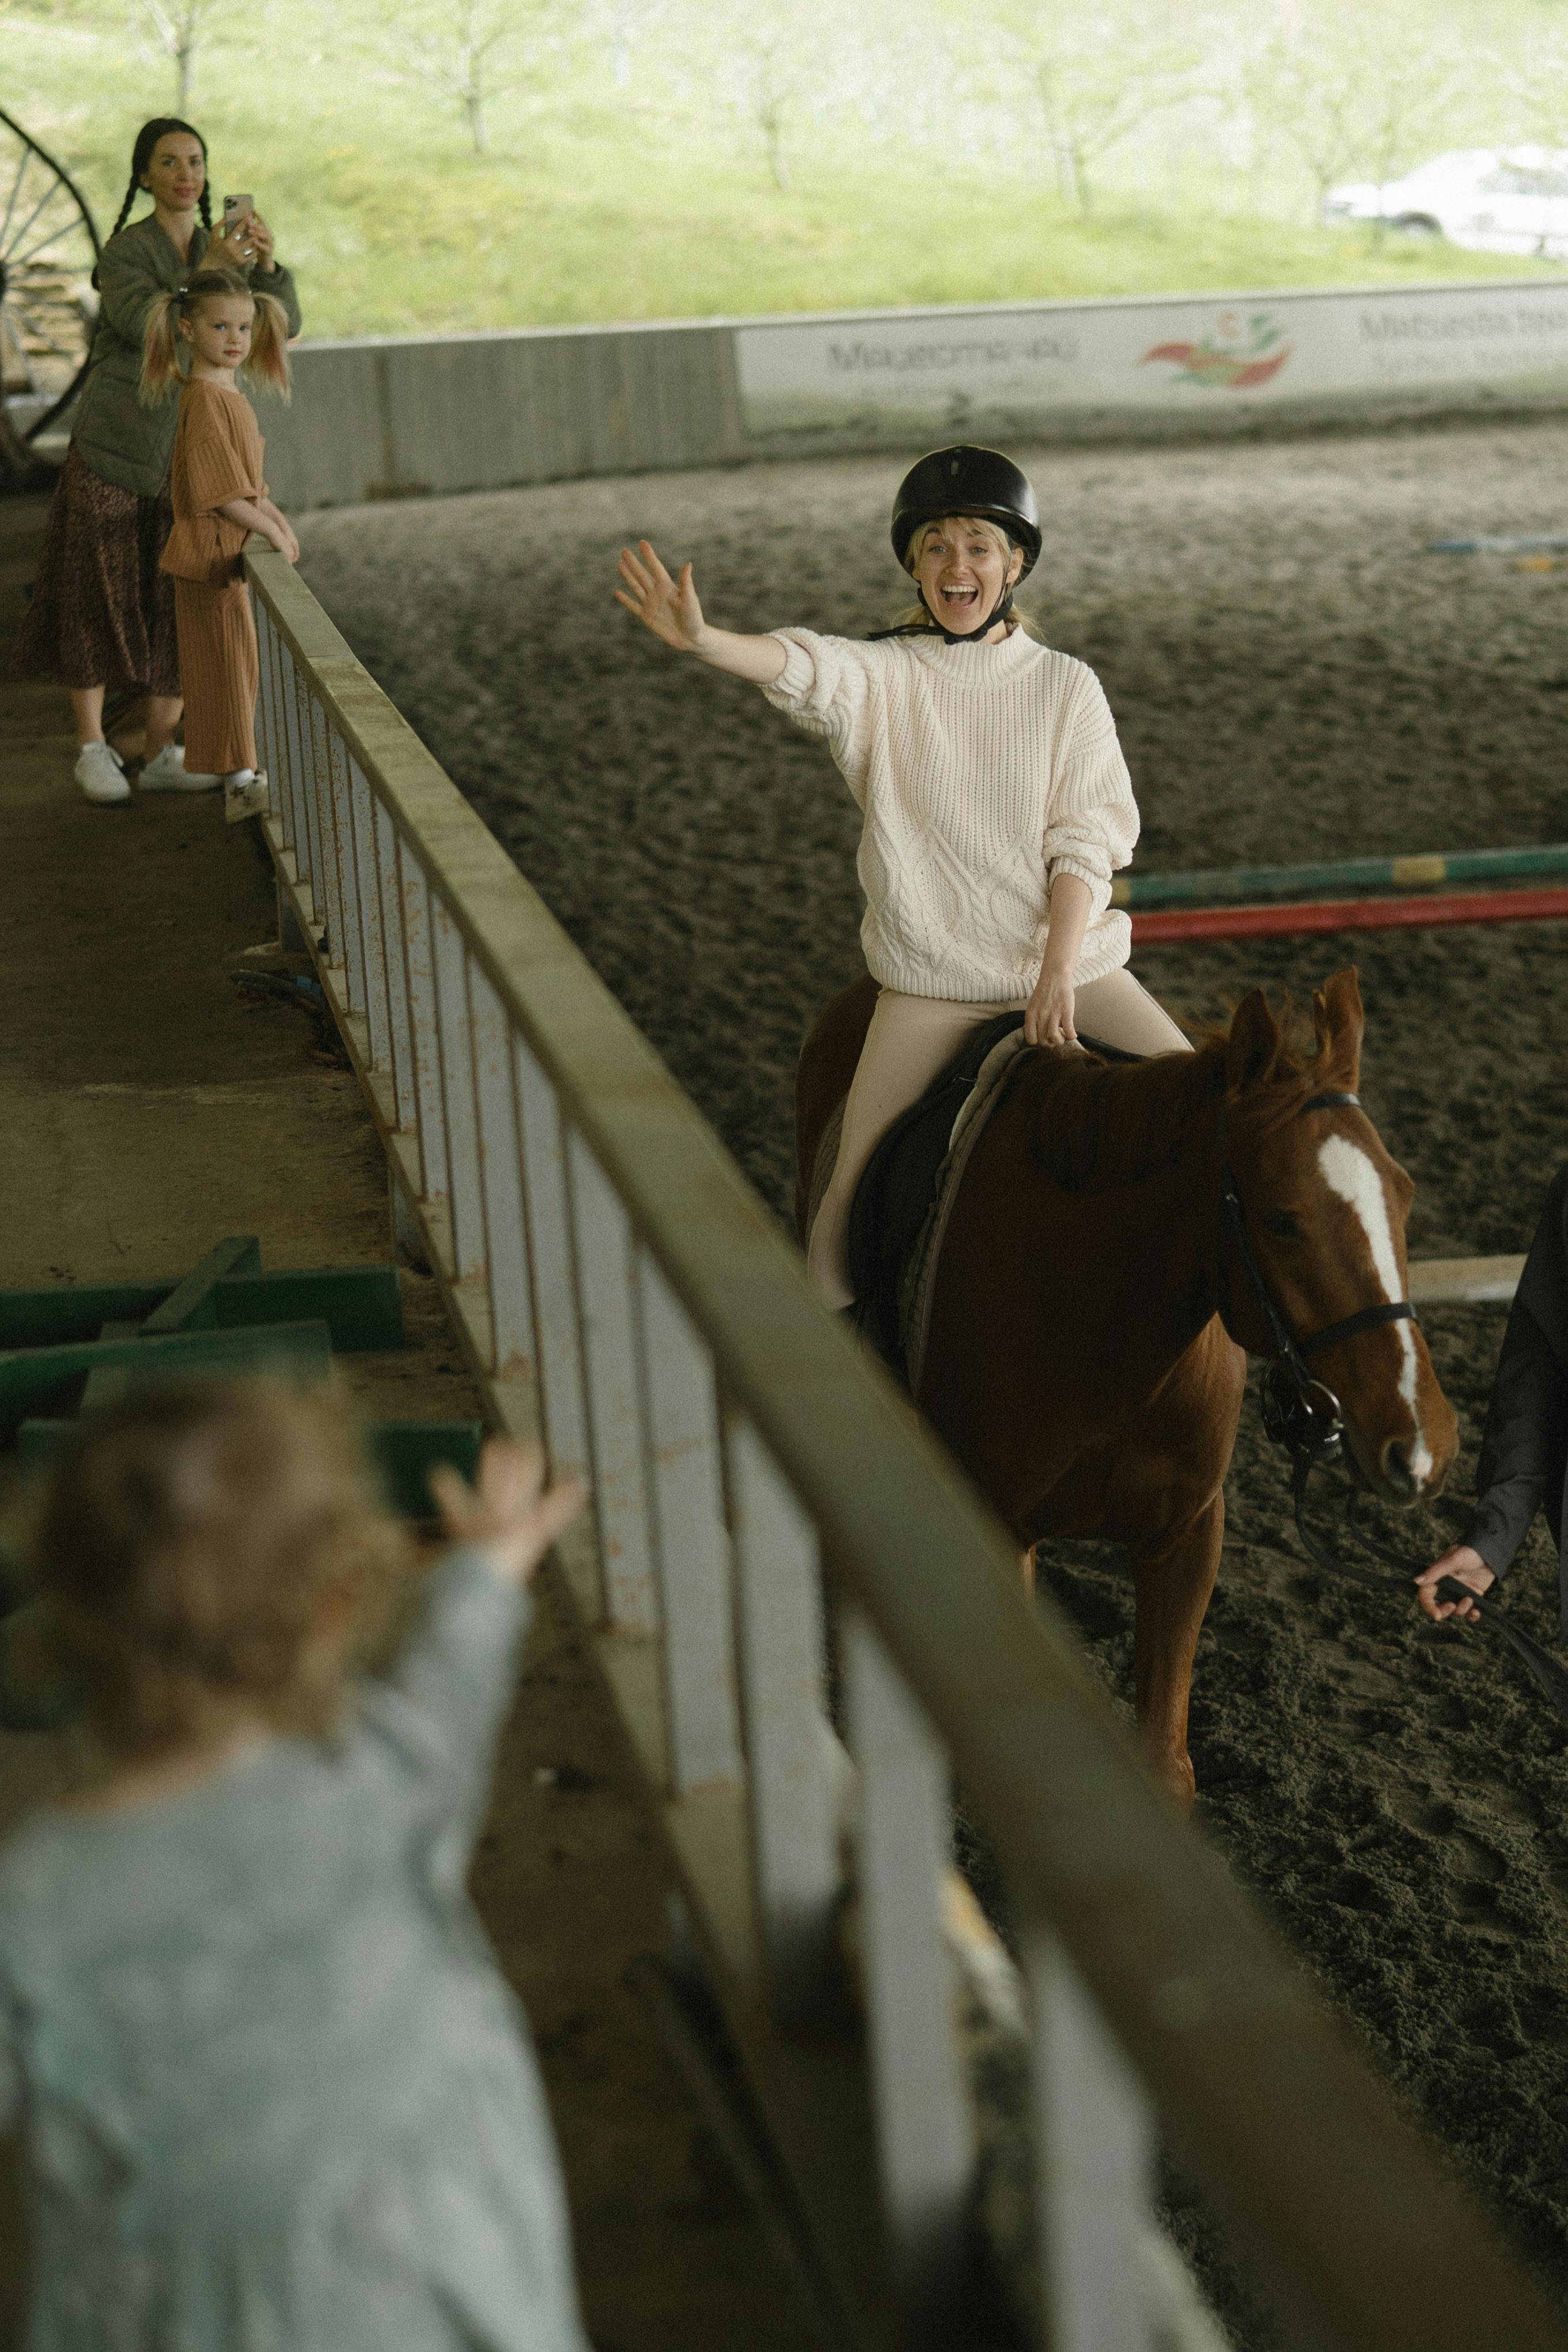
left=615, top=539, right=706, bottom=652
left=428, top=1440, right=585, bottom=1588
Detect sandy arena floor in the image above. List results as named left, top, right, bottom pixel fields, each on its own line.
left=299, top=418, right=1568, bottom=2340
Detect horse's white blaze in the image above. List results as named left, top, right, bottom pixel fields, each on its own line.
left=1317, top=1134, right=1432, bottom=1483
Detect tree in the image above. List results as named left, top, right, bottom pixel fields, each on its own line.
left=1504, top=32, right=1568, bottom=153
left=984, top=0, right=1201, bottom=212
left=590, top=0, right=666, bottom=89
left=1249, top=13, right=1461, bottom=228
left=704, top=0, right=826, bottom=192
left=125, top=0, right=221, bottom=111
left=392, top=0, right=571, bottom=154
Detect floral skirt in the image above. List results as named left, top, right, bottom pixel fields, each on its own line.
left=11, top=445, right=180, bottom=696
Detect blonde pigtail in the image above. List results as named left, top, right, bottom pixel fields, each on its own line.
left=244, top=291, right=292, bottom=401
left=138, top=290, right=185, bottom=405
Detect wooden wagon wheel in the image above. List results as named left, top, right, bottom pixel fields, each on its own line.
left=0, top=110, right=101, bottom=479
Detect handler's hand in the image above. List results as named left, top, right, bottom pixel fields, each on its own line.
left=1414, top=1542, right=1495, bottom=1624
left=615, top=539, right=706, bottom=653
left=1025, top=965, right=1077, bottom=1049
left=428, top=1438, right=585, bottom=1588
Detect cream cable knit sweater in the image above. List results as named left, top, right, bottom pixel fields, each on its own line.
left=762, top=625, right=1137, bottom=1002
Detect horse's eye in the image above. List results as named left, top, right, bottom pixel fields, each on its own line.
left=1260, top=1208, right=1304, bottom=1240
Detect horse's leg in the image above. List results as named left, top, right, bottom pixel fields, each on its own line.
left=1021, top=1542, right=1036, bottom=1594
left=1129, top=1494, right=1224, bottom=1812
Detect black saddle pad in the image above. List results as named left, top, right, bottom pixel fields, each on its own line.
left=844, top=1022, right=1145, bottom=1370
left=845, top=1013, right=1024, bottom=1365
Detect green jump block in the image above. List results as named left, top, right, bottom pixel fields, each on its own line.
left=369, top=1422, right=484, bottom=1520
left=81, top=1320, right=142, bottom=1411
left=0, top=1321, right=333, bottom=1441
left=213, top=1265, right=403, bottom=1352
left=17, top=1411, right=482, bottom=1527
left=0, top=1283, right=178, bottom=1349
left=0, top=1238, right=264, bottom=1350
left=0, top=1252, right=400, bottom=1354
left=139, top=1237, right=262, bottom=1335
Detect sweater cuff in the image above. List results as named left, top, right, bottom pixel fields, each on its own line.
left=760, top=630, right=819, bottom=713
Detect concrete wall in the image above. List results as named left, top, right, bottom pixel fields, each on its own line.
left=264, top=320, right=742, bottom=508
left=262, top=278, right=1568, bottom=510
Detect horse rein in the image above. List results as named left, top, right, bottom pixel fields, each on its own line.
left=1219, top=1089, right=1568, bottom=1724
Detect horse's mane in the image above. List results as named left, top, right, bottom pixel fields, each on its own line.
left=1021, top=1001, right=1333, bottom=1196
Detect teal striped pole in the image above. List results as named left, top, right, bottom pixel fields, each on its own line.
left=1112, top=843, right=1568, bottom=911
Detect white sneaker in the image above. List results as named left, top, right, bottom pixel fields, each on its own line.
left=223, top=769, right=269, bottom=822
left=74, top=742, right=130, bottom=803
left=138, top=743, right=220, bottom=792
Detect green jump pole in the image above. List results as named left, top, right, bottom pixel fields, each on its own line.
left=1111, top=842, right=1568, bottom=912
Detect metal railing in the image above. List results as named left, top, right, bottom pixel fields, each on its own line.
left=247, top=543, right=1567, bottom=2352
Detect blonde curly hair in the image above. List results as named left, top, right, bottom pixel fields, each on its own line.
left=32, top=1380, right=409, bottom=1759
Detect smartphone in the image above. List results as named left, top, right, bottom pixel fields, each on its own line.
left=223, top=194, right=254, bottom=236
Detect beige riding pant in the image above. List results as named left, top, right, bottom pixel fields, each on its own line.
left=807, top=968, right=1191, bottom=1307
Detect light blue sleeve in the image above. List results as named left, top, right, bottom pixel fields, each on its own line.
left=0, top=1962, right=18, bottom=2132
left=363, top=1549, right=531, bottom=1870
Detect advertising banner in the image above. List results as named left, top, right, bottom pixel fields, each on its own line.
left=734, top=282, right=1568, bottom=441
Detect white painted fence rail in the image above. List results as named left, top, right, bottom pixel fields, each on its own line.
left=246, top=540, right=1568, bottom=2352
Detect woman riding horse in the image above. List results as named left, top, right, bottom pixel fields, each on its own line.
left=618, top=456, right=1458, bottom=1805
left=615, top=444, right=1188, bottom=1306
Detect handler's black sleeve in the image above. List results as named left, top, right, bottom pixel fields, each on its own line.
left=1469, top=1163, right=1568, bottom=1584
left=1469, top=1302, right=1568, bottom=1579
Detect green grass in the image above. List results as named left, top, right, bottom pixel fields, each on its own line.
left=5, top=10, right=1561, bottom=339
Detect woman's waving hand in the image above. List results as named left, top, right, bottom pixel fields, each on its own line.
left=615, top=539, right=787, bottom=683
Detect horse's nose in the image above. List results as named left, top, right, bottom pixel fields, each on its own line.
left=1380, top=1438, right=1421, bottom=1499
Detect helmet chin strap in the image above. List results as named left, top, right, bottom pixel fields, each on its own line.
left=918, top=583, right=1014, bottom=644
left=868, top=581, right=1017, bottom=646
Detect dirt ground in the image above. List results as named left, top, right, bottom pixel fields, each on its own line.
left=297, top=417, right=1568, bottom=2340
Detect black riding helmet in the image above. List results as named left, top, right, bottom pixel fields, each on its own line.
left=877, top=445, right=1043, bottom=644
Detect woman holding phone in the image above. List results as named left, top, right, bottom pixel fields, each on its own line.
left=12, top=117, right=301, bottom=803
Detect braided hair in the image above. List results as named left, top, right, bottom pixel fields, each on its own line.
left=93, top=118, right=211, bottom=288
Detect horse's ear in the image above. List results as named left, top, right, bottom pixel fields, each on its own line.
left=1311, top=966, right=1364, bottom=1089
left=1226, top=989, right=1283, bottom=1094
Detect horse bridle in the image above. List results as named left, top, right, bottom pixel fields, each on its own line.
left=1219, top=1087, right=1416, bottom=1470
left=1220, top=1087, right=1568, bottom=1722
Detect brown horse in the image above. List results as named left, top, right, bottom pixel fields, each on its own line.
left=797, top=966, right=1458, bottom=1806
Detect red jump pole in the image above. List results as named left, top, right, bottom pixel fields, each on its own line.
left=1131, top=885, right=1568, bottom=946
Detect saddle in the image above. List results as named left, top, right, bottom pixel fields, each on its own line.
left=839, top=1021, right=1145, bottom=1388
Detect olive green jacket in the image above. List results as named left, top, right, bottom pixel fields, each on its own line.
left=70, top=213, right=302, bottom=499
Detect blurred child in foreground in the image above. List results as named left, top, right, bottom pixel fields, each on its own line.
left=0, top=1380, right=590, bottom=2350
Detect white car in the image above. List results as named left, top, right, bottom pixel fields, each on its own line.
left=1322, top=146, right=1568, bottom=259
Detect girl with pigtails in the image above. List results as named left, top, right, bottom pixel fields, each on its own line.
left=12, top=118, right=300, bottom=803
left=143, top=269, right=297, bottom=801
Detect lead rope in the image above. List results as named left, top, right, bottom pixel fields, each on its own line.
left=1270, top=1301, right=1568, bottom=1726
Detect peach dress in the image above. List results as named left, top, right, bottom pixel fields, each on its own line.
left=159, top=378, right=266, bottom=773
